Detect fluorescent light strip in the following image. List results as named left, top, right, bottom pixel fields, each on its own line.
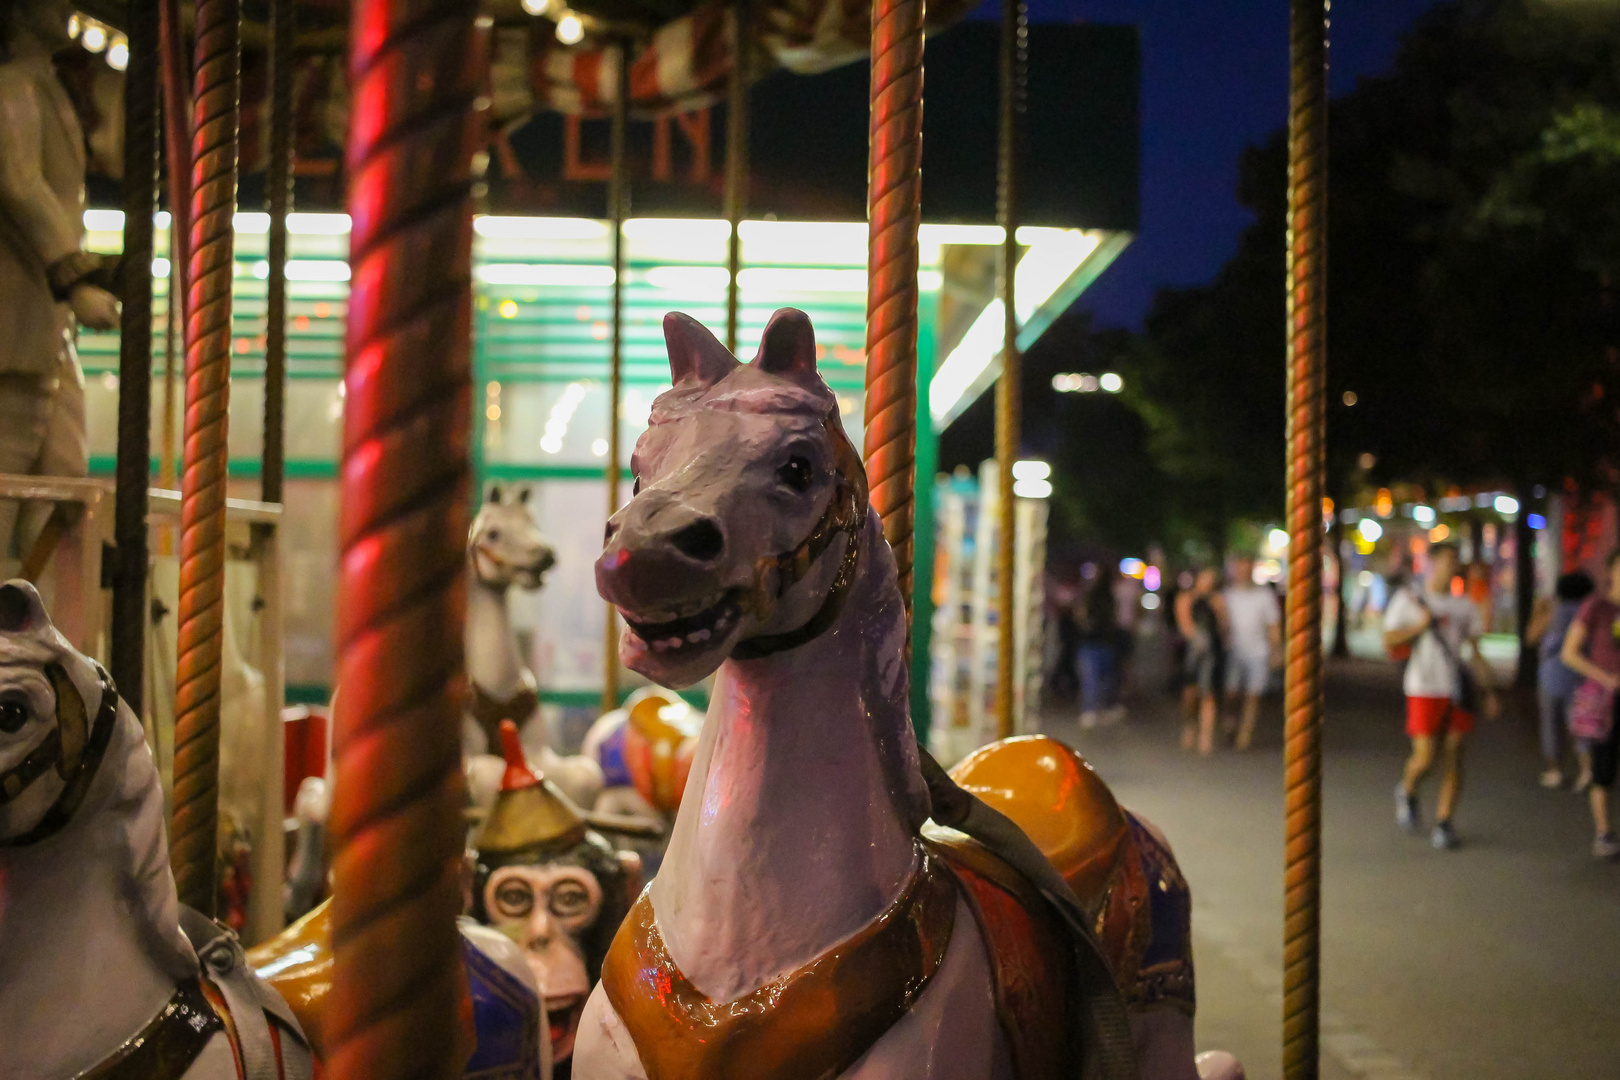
left=478, top=264, right=616, bottom=287
left=475, top=217, right=605, bottom=240
left=929, top=230, right=1104, bottom=427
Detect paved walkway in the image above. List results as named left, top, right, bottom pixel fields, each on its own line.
left=1045, top=640, right=1620, bottom=1080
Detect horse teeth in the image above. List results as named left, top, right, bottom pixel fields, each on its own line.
left=688, top=629, right=710, bottom=643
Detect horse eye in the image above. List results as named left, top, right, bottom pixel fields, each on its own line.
left=633, top=475, right=641, bottom=496
left=486, top=528, right=500, bottom=542
left=0, top=701, right=29, bottom=734
left=778, top=456, right=814, bottom=493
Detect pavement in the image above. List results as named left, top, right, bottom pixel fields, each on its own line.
left=1044, top=633, right=1620, bottom=1080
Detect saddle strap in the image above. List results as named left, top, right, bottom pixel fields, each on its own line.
left=181, top=906, right=313, bottom=1080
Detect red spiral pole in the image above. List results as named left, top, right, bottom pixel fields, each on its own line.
left=325, top=2, right=486, bottom=1076
left=862, top=0, right=925, bottom=621
left=1283, top=1, right=1328, bottom=1077
left=169, top=0, right=241, bottom=916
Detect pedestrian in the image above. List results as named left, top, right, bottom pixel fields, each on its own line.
left=1556, top=550, right=1620, bottom=860
left=1175, top=565, right=1226, bottom=755
left=1223, top=554, right=1281, bottom=751
left=1383, top=542, right=1500, bottom=850
left=1077, top=565, right=1125, bottom=727
left=1524, top=570, right=1595, bottom=788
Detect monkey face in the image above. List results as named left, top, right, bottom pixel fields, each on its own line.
left=484, top=863, right=604, bottom=1061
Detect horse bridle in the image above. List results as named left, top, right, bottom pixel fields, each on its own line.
left=0, top=661, right=119, bottom=848
left=731, top=414, right=869, bottom=661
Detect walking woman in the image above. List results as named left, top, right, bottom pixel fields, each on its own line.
left=1176, top=565, right=1226, bottom=755
left=1558, top=550, right=1620, bottom=860
left=1525, top=570, right=1595, bottom=788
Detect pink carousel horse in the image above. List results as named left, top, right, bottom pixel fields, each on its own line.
left=573, top=310, right=1242, bottom=1080
left=0, top=581, right=313, bottom=1080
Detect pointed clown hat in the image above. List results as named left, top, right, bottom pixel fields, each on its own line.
left=475, top=720, right=589, bottom=860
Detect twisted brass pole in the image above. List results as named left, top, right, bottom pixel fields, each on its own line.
left=993, top=0, right=1025, bottom=739
left=602, top=40, right=630, bottom=718
left=159, top=0, right=191, bottom=309
left=112, top=0, right=159, bottom=714
left=1283, top=2, right=1328, bottom=1077
left=862, top=0, right=925, bottom=627
left=725, top=5, right=750, bottom=354
left=263, top=0, right=294, bottom=504
left=326, top=3, right=484, bottom=1074
left=169, top=0, right=241, bottom=916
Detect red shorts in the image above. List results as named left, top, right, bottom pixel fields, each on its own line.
left=1406, top=695, right=1474, bottom=739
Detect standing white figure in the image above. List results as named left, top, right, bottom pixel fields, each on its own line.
left=466, top=483, right=606, bottom=810
left=0, top=0, right=117, bottom=562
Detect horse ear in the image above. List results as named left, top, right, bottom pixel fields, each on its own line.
left=486, top=481, right=503, bottom=505
left=753, top=308, right=817, bottom=379
left=0, top=581, right=48, bottom=634
left=664, top=312, right=738, bottom=388
left=516, top=485, right=531, bottom=505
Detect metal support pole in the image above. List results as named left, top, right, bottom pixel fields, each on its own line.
left=993, top=0, right=1025, bottom=740
left=169, top=0, right=241, bottom=917
left=724, top=6, right=749, bottom=354
left=112, top=0, right=160, bottom=715
left=1283, top=2, right=1328, bottom=1077
left=326, top=2, right=485, bottom=1076
left=862, top=0, right=925, bottom=628
left=602, top=40, right=630, bottom=718
left=263, top=0, right=294, bottom=505
left=159, top=0, right=192, bottom=309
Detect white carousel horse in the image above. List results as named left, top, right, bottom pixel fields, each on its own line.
left=466, top=482, right=605, bottom=810
left=0, top=580, right=313, bottom=1080
left=574, top=310, right=1241, bottom=1080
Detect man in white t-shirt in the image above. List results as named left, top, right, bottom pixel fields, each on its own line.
left=1223, top=555, right=1280, bottom=750
left=1382, top=542, right=1499, bottom=850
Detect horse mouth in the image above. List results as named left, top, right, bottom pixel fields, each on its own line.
left=621, top=592, right=742, bottom=653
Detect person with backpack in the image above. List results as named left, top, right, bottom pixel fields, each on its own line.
left=1557, top=550, right=1620, bottom=860
left=1382, top=542, right=1500, bottom=850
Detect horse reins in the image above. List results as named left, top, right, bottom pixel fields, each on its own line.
left=0, top=662, right=119, bottom=848
left=731, top=414, right=869, bottom=661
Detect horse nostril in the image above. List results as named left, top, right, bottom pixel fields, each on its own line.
left=670, top=519, right=724, bottom=562
left=604, top=521, right=620, bottom=546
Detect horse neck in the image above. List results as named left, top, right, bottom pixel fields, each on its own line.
left=466, top=563, right=530, bottom=699
left=650, top=513, right=928, bottom=1003
left=0, top=716, right=195, bottom=1079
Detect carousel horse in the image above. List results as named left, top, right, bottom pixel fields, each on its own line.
left=466, top=482, right=605, bottom=809
left=574, top=310, right=1241, bottom=1080
left=0, top=580, right=313, bottom=1080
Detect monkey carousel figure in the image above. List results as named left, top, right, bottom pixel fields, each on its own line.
left=473, top=720, right=644, bottom=1076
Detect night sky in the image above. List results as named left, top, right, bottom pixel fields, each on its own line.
left=967, top=0, right=1445, bottom=329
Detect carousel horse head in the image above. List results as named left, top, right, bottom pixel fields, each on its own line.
left=471, top=482, right=556, bottom=591
left=0, top=578, right=197, bottom=975
left=596, top=308, right=868, bottom=689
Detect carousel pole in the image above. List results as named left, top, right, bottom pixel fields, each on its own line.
left=993, top=0, right=1025, bottom=739
left=169, top=0, right=241, bottom=917
left=325, top=1, right=485, bottom=1075
left=159, top=0, right=191, bottom=498
left=159, top=0, right=192, bottom=307
left=263, top=0, right=294, bottom=506
left=601, top=40, right=630, bottom=718
left=862, top=0, right=925, bottom=626
left=1283, top=1, right=1328, bottom=1077
left=724, top=5, right=749, bottom=354
left=112, top=0, right=160, bottom=713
